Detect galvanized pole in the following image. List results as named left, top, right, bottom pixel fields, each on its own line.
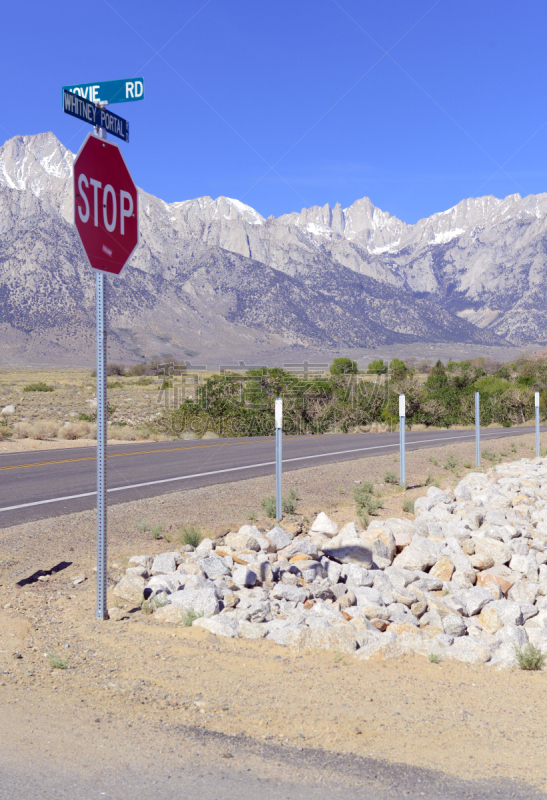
left=399, top=394, right=406, bottom=488
left=275, top=397, right=283, bottom=521
left=475, top=391, right=480, bottom=467
left=536, top=391, right=540, bottom=458
left=95, top=271, right=107, bottom=619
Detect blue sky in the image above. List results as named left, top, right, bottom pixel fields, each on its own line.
left=2, top=0, right=547, bottom=223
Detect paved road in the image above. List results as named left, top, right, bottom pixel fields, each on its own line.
left=0, top=425, right=544, bottom=528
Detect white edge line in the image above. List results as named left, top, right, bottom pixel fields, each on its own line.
left=0, top=429, right=534, bottom=514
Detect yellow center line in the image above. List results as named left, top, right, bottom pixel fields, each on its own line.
left=0, top=435, right=319, bottom=473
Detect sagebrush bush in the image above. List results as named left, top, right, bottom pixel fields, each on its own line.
left=179, top=525, right=202, bottom=548
left=354, top=482, right=383, bottom=527
left=24, top=382, right=53, bottom=392
left=514, top=643, right=547, bottom=670
left=402, top=498, right=415, bottom=514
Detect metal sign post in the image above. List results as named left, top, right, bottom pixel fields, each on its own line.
left=275, top=398, right=283, bottom=521
left=536, top=391, right=540, bottom=458
left=67, top=79, right=140, bottom=620
left=475, top=392, right=481, bottom=467
left=399, top=394, right=406, bottom=488
left=96, top=271, right=107, bottom=619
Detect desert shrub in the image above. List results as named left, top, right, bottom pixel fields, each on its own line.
left=107, top=425, right=138, bottom=441
left=384, top=470, right=399, bottom=485
left=179, top=525, right=202, bottom=548
left=150, top=524, right=163, bottom=540
left=444, top=453, right=458, bottom=473
left=402, top=498, right=415, bottom=514
left=514, top=643, right=547, bottom=670
left=428, top=653, right=441, bottom=664
left=107, top=380, right=123, bottom=389
left=59, top=422, right=91, bottom=440
left=261, top=494, right=277, bottom=519
left=282, top=488, right=298, bottom=514
left=31, top=420, right=59, bottom=440
left=389, top=358, right=407, bottom=379
left=48, top=651, right=68, bottom=669
left=23, top=382, right=53, bottom=392
left=106, top=363, right=126, bottom=376
left=180, top=608, right=204, bottom=627
left=354, top=482, right=383, bottom=527
left=141, top=592, right=168, bottom=615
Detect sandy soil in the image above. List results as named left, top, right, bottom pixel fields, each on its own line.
left=1, top=431, right=547, bottom=793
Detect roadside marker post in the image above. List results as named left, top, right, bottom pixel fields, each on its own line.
left=66, top=80, right=141, bottom=618
left=275, top=398, right=283, bottom=521
left=536, top=392, right=540, bottom=458
left=399, top=394, right=406, bottom=488
left=475, top=392, right=481, bottom=467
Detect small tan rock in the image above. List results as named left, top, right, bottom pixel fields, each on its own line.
left=411, top=601, right=427, bottom=618
left=430, top=556, right=455, bottom=583
left=462, top=539, right=475, bottom=556
left=477, top=606, right=504, bottom=634
left=470, top=553, right=495, bottom=571
left=113, top=574, right=144, bottom=604
left=289, top=553, right=311, bottom=563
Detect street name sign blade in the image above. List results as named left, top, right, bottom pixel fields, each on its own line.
left=62, top=77, right=144, bottom=106
left=73, top=133, right=139, bottom=276
left=63, top=91, right=129, bottom=143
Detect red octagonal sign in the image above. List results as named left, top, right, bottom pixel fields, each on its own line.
left=73, top=133, right=139, bottom=275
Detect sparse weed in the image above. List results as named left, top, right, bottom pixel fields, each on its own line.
left=247, top=510, right=258, bottom=522
left=164, top=533, right=173, bottom=543
left=463, top=461, right=473, bottom=469
left=511, top=443, right=517, bottom=453
left=384, top=470, right=399, bottom=485
left=482, top=449, right=500, bottom=464
left=141, top=592, right=169, bottom=615
left=425, top=471, right=440, bottom=488
left=429, top=456, right=439, bottom=466
left=443, top=453, right=458, bottom=473
left=48, top=651, right=68, bottom=669
left=354, top=482, right=383, bottom=528
left=261, top=494, right=277, bottom=519
left=514, top=643, right=547, bottom=671
left=150, top=524, right=163, bottom=540
left=282, top=488, right=298, bottom=515
left=442, top=587, right=450, bottom=596
left=402, top=498, right=415, bottom=514
left=428, top=653, right=441, bottom=664
left=136, top=520, right=149, bottom=533
left=179, top=525, right=202, bottom=548
left=107, top=380, right=123, bottom=389
left=180, top=607, right=204, bottom=627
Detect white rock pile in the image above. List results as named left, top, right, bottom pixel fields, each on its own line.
left=114, top=458, right=547, bottom=668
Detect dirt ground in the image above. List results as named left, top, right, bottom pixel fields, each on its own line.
left=1, top=431, right=547, bottom=793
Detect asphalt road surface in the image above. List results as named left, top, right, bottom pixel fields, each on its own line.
left=0, top=425, right=544, bottom=528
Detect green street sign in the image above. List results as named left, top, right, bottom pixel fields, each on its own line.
left=61, top=78, right=144, bottom=107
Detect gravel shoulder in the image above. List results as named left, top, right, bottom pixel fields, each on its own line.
left=1, top=432, right=547, bottom=795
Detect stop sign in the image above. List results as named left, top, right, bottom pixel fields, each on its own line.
left=73, top=132, right=139, bottom=275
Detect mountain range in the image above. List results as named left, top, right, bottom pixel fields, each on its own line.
left=0, top=131, right=545, bottom=366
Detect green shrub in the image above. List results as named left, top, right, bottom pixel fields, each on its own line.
left=48, top=651, right=68, bottom=669
left=247, top=510, right=258, bottom=522
left=180, top=608, right=204, bottom=627
left=425, top=471, right=440, bottom=488
left=402, top=498, right=415, bottom=514
left=330, top=358, right=357, bottom=375
left=354, top=482, right=383, bottom=527
left=24, top=382, right=53, bottom=392
left=428, top=653, right=441, bottom=664
left=282, top=488, right=298, bottom=514
left=384, top=470, right=398, bottom=485
left=179, top=525, right=202, bottom=548
left=141, top=592, right=168, bottom=615
left=514, top=643, right=547, bottom=670
left=261, top=494, right=277, bottom=518
left=107, top=380, right=123, bottom=389
left=136, top=520, right=149, bottom=533
left=150, top=525, right=163, bottom=540
left=444, top=453, right=458, bottom=473
left=367, top=359, right=388, bottom=375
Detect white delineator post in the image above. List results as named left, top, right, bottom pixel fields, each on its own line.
left=536, top=391, right=540, bottom=458
left=96, top=271, right=107, bottom=619
left=475, top=392, right=480, bottom=467
left=275, top=397, right=283, bottom=521
left=399, top=393, right=406, bottom=488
